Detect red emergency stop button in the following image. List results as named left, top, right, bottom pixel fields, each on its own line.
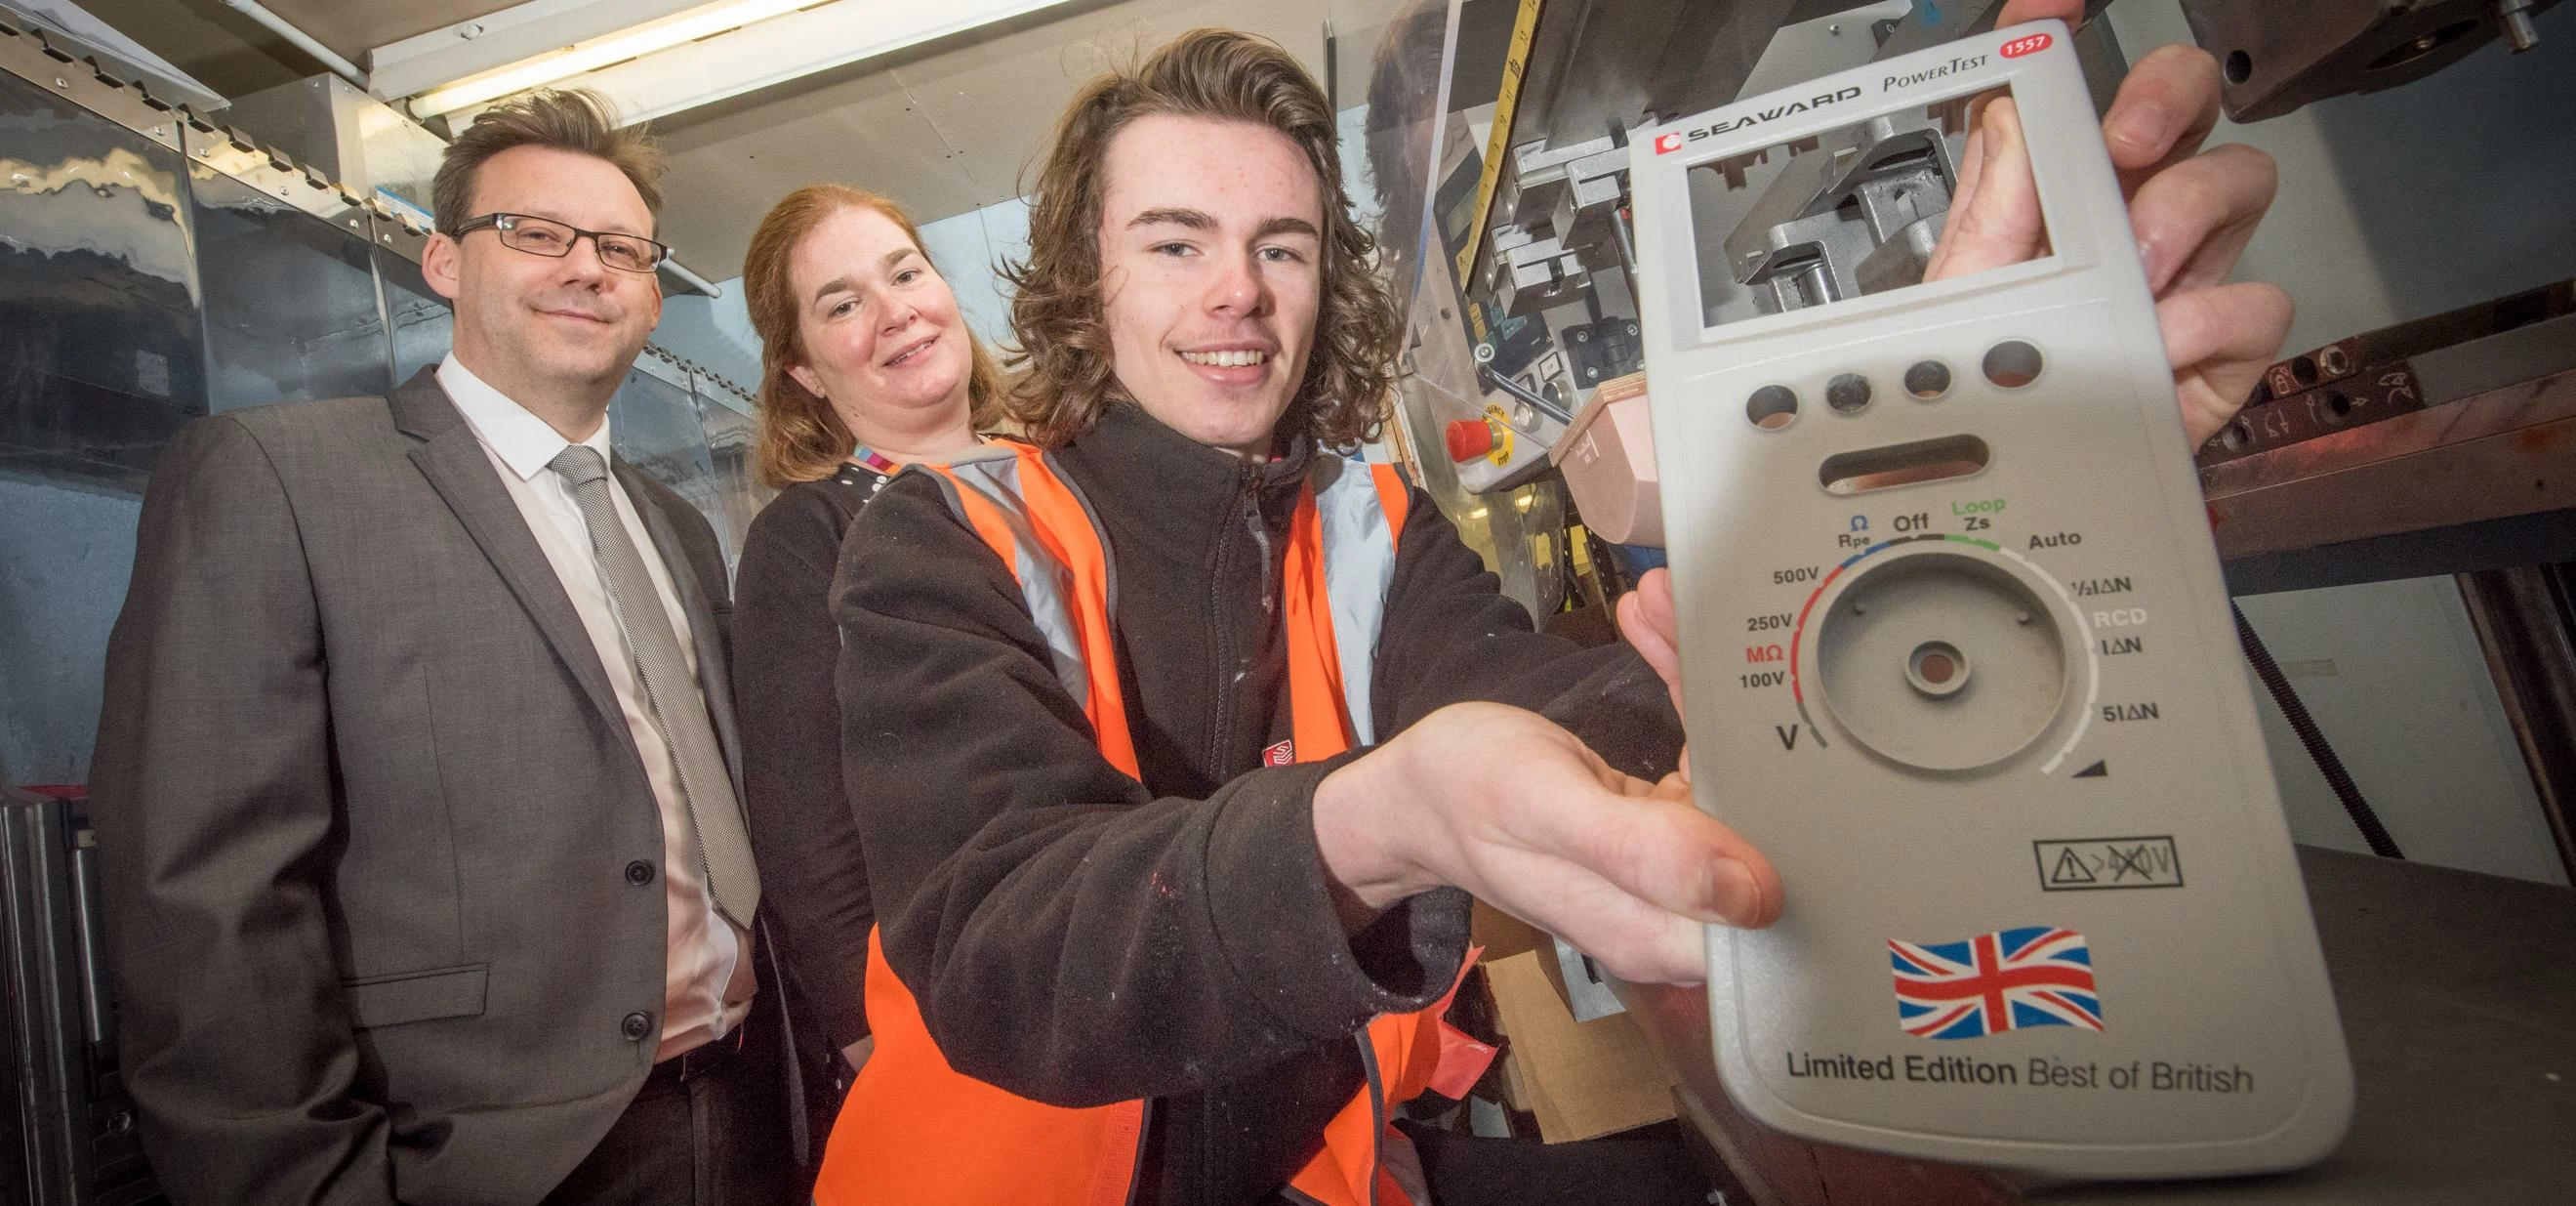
left=1446, top=418, right=1496, bottom=462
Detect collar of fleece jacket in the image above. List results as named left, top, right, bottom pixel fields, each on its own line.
left=1060, top=399, right=1318, bottom=571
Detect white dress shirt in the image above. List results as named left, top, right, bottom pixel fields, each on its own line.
left=438, top=354, right=752, bottom=1060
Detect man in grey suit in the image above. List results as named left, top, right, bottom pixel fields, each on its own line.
left=92, top=90, right=797, bottom=1205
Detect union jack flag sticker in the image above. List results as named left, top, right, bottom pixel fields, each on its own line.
left=1890, top=926, right=2105, bottom=1040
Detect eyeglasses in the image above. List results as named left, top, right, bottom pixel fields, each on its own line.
left=450, top=212, right=671, bottom=273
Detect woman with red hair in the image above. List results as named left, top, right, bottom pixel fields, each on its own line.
left=728, top=185, right=1003, bottom=1114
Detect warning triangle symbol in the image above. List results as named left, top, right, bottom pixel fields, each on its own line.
left=2073, top=760, right=2108, bottom=778
left=2051, top=849, right=2098, bottom=885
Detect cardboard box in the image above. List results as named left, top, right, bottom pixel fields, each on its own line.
left=1473, top=903, right=1677, bottom=1143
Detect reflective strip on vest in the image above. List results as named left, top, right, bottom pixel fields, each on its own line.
left=934, top=445, right=1405, bottom=749
left=920, top=445, right=1097, bottom=712
left=1309, top=454, right=1406, bottom=746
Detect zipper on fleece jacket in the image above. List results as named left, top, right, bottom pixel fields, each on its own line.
left=1203, top=464, right=1266, bottom=774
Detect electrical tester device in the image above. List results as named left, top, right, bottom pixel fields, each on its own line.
left=1629, top=21, right=2352, bottom=1177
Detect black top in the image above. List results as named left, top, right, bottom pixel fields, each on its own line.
left=833, top=402, right=1681, bottom=1205
left=735, top=463, right=891, bottom=1049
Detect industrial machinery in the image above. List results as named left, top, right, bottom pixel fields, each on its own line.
left=0, top=789, right=157, bottom=1204
left=1378, top=0, right=2561, bottom=612
left=2177, top=0, right=2563, bottom=121
left=1634, top=22, right=2348, bottom=1174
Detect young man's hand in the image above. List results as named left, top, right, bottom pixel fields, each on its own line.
left=1313, top=702, right=1780, bottom=986
left=1937, top=0, right=2289, bottom=447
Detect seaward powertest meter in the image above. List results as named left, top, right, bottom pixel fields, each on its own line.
left=1629, top=21, right=2351, bottom=1177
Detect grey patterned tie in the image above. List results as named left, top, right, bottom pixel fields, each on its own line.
left=549, top=445, right=760, bottom=927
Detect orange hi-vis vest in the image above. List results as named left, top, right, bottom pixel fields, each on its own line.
left=814, top=439, right=1495, bottom=1206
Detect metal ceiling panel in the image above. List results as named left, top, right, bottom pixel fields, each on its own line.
left=637, top=0, right=1334, bottom=279
left=893, top=0, right=1328, bottom=208
left=66, top=0, right=529, bottom=98
left=251, top=0, right=524, bottom=61
left=471, top=0, right=1083, bottom=128
left=65, top=0, right=300, bottom=96
left=365, top=0, right=710, bottom=100
left=650, top=64, right=986, bottom=282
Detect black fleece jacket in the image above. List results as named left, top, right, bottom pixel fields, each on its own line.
left=829, top=401, right=1681, bottom=1206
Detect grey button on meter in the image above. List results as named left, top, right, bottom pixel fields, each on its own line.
left=1825, top=372, right=1873, bottom=413
left=1747, top=384, right=1799, bottom=430
left=1983, top=339, right=2045, bottom=388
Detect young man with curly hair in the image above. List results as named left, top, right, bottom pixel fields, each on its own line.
left=809, top=6, right=2285, bottom=1202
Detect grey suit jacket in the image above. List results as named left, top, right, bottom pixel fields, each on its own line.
left=92, top=367, right=757, bottom=1205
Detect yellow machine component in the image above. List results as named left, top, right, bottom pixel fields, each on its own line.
left=1452, top=0, right=1547, bottom=285
left=1480, top=404, right=1517, bottom=466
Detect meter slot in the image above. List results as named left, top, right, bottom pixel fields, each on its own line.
left=1720, top=116, right=1960, bottom=316
left=1819, top=434, right=1989, bottom=495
